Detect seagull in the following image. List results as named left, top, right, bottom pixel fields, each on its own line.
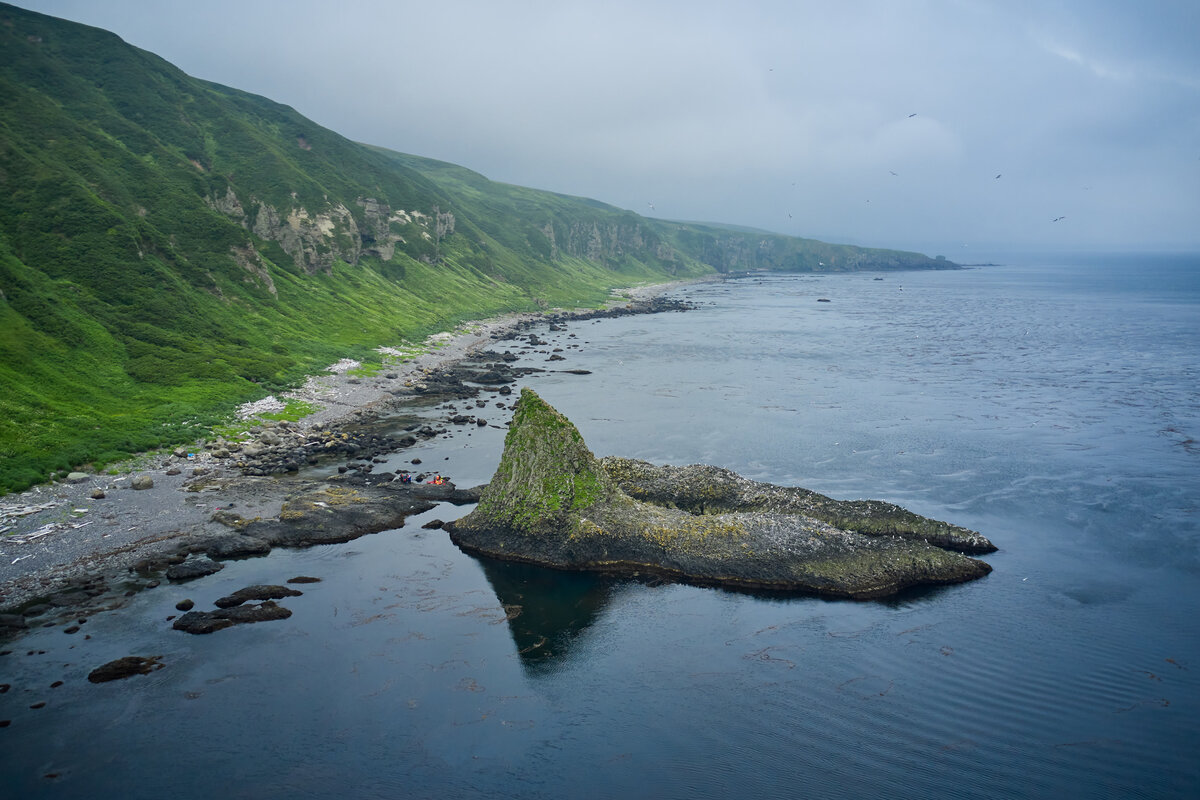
left=908, top=113, right=917, bottom=118
left=994, top=174, right=1002, bottom=179
left=1052, top=215, right=1066, bottom=222
left=889, top=170, right=898, bottom=176
left=647, top=202, right=655, bottom=211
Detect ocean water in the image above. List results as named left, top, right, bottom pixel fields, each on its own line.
left=1, top=254, right=1197, bottom=798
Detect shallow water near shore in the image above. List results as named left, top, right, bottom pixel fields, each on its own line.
left=2, top=254, right=1198, bottom=798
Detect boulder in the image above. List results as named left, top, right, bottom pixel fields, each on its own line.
left=172, top=601, right=292, bottom=634
left=88, top=655, right=164, bottom=683
left=214, top=585, right=303, bottom=609
left=447, top=388, right=994, bottom=599
left=66, top=472, right=90, bottom=484
left=205, top=535, right=271, bottom=559
left=131, top=475, right=154, bottom=490
left=166, top=556, right=224, bottom=582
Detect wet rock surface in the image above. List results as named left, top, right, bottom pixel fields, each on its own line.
left=172, top=601, right=293, bottom=634
left=214, top=584, right=303, bottom=608
left=87, top=655, right=165, bottom=683
left=447, top=389, right=995, bottom=599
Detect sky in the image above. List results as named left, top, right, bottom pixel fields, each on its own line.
left=13, top=0, right=1200, bottom=255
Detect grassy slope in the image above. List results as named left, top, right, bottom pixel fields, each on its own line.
left=0, top=4, right=949, bottom=493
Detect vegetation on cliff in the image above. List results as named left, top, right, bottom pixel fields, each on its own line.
left=449, top=389, right=993, bottom=599
left=0, top=3, right=953, bottom=492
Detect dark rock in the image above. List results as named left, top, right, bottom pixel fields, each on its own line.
left=175, top=599, right=195, bottom=612
left=48, top=591, right=90, bottom=607
left=287, top=576, right=322, bottom=584
left=172, top=601, right=292, bottom=634
left=214, top=585, right=303, bottom=609
left=238, top=484, right=438, bottom=547
left=0, top=614, right=29, bottom=631
left=171, top=612, right=234, bottom=634
left=166, top=557, right=224, bottom=582
left=421, top=519, right=445, bottom=530
left=88, top=655, right=165, bottom=683
left=205, top=535, right=271, bottom=559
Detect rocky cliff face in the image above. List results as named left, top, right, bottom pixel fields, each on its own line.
left=206, top=186, right=443, bottom=274
left=540, top=219, right=677, bottom=267
left=448, top=389, right=993, bottom=599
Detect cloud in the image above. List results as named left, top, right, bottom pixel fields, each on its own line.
left=12, top=0, right=1200, bottom=251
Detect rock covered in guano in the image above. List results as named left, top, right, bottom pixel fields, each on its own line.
left=447, top=388, right=994, bottom=599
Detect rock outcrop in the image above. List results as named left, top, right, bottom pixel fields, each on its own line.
left=447, top=389, right=994, bottom=599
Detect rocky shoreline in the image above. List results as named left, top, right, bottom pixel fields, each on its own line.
left=0, top=290, right=695, bottom=638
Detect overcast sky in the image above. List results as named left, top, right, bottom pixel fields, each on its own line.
left=14, top=0, right=1200, bottom=255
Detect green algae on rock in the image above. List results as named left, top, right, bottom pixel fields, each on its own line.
left=446, top=388, right=994, bottom=599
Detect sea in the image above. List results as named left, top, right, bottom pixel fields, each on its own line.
left=1, top=253, right=1197, bottom=799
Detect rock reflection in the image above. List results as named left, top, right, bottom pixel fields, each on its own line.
left=473, top=556, right=615, bottom=673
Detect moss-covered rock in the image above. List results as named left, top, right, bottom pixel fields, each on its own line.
left=447, top=389, right=994, bottom=599
left=601, top=457, right=996, bottom=554
left=472, top=388, right=623, bottom=536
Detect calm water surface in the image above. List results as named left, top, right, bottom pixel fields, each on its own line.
left=2, top=254, right=1198, bottom=798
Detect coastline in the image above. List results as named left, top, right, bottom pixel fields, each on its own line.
left=0, top=279, right=703, bottom=624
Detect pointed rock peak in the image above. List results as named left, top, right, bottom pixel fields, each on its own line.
left=475, top=388, right=617, bottom=533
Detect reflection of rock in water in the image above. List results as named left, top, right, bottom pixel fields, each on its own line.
left=474, top=556, right=614, bottom=673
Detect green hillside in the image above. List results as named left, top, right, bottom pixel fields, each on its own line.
left=0, top=3, right=953, bottom=493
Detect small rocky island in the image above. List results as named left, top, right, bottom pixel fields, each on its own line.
left=447, top=389, right=996, bottom=599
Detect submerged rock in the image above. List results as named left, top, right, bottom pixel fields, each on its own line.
left=447, top=388, right=994, bottom=599
left=172, top=601, right=292, bottom=634
left=88, top=655, right=165, bottom=683
left=214, top=585, right=303, bottom=609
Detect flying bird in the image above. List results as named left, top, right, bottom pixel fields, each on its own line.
left=994, top=174, right=1002, bottom=179
left=1052, top=216, right=1066, bottom=222
left=647, top=202, right=655, bottom=211
left=907, top=113, right=917, bottom=118
left=889, top=170, right=898, bottom=176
